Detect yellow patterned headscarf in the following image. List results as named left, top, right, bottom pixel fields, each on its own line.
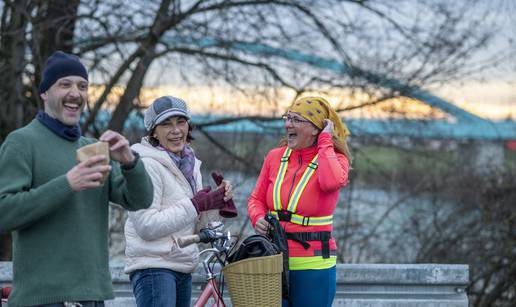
left=288, top=96, right=351, bottom=143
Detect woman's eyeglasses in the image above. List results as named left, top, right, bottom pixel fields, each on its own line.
left=281, top=114, right=310, bottom=125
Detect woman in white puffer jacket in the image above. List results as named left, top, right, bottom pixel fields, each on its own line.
left=124, top=96, right=234, bottom=307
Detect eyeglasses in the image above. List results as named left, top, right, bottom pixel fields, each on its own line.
left=281, top=114, right=310, bottom=125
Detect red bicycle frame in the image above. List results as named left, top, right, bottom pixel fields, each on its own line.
left=194, top=277, right=225, bottom=307
left=178, top=227, right=232, bottom=307
left=1, top=286, right=11, bottom=307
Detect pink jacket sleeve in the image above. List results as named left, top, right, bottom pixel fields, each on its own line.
left=317, top=132, right=350, bottom=192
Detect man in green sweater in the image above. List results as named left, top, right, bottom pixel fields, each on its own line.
left=0, top=51, right=154, bottom=307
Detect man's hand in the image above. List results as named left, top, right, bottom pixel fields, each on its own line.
left=99, top=130, right=134, bottom=165
left=67, top=155, right=111, bottom=191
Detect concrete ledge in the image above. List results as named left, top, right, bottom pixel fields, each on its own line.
left=1, top=262, right=469, bottom=306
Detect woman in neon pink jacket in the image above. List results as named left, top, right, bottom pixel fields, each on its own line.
left=248, top=96, right=351, bottom=307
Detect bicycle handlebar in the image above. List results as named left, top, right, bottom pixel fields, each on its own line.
left=178, top=226, right=234, bottom=282
left=177, top=234, right=200, bottom=248
left=177, top=227, right=231, bottom=249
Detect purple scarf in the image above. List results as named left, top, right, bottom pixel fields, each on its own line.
left=158, top=145, right=197, bottom=193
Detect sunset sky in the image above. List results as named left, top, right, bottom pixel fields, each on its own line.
left=92, top=81, right=514, bottom=122
left=436, top=81, right=516, bottom=120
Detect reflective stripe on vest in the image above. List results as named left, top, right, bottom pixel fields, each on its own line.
left=273, top=148, right=292, bottom=211
left=270, top=211, right=333, bottom=226
left=272, top=147, right=332, bottom=226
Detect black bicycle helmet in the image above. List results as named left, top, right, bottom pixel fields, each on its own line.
left=228, top=234, right=280, bottom=263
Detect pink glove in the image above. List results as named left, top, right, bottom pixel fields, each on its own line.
left=191, top=186, right=226, bottom=214
left=211, top=171, right=238, bottom=218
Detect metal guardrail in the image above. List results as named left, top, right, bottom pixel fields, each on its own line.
left=0, top=262, right=468, bottom=307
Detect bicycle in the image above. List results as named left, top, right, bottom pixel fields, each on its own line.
left=177, top=222, right=235, bottom=307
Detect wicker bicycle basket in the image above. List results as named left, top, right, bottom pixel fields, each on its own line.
left=222, top=253, right=283, bottom=307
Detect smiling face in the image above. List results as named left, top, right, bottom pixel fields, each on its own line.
left=153, top=116, right=189, bottom=155
left=40, top=76, right=88, bottom=126
left=284, top=111, right=320, bottom=150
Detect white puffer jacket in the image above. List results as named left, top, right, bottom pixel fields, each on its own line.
left=124, top=139, right=218, bottom=274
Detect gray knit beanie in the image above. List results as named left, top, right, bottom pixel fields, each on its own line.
left=144, top=96, right=191, bottom=132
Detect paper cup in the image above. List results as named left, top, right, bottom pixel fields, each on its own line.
left=76, top=142, right=110, bottom=184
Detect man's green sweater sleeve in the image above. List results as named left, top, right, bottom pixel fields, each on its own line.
left=0, top=138, right=74, bottom=233
left=108, top=159, right=153, bottom=211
